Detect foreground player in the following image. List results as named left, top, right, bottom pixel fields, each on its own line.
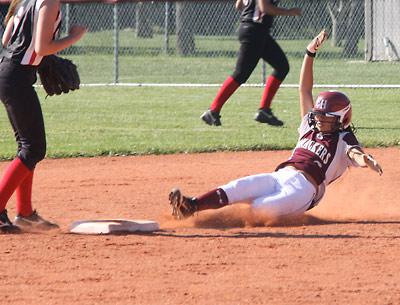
left=201, top=0, right=301, bottom=127
left=0, top=0, right=86, bottom=232
left=169, top=30, right=383, bottom=220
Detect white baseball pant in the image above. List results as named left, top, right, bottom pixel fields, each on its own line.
left=220, top=167, right=317, bottom=217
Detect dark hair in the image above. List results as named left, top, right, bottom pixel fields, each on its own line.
left=344, top=123, right=357, bottom=134
left=4, top=0, right=22, bottom=26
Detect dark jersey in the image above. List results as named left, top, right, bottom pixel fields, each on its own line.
left=1, top=0, right=61, bottom=66
left=240, top=0, right=279, bottom=29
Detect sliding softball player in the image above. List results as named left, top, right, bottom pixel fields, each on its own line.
left=169, top=30, right=383, bottom=220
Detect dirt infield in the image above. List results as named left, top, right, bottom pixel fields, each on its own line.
left=0, top=147, right=399, bottom=305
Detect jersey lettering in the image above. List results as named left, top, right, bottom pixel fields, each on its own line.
left=297, top=138, right=332, bottom=165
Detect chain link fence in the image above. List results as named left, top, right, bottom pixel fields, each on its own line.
left=1, top=0, right=399, bottom=85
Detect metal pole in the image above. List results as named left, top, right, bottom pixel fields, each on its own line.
left=113, top=3, right=119, bottom=84
left=262, top=61, right=266, bottom=84
left=65, top=3, right=70, bottom=35
left=164, top=1, right=170, bottom=54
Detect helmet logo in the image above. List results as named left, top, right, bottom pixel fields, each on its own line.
left=316, top=98, right=328, bottom=110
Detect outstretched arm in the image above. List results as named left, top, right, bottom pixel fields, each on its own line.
left=348, top=147, right=383, bottom=175
left=299, top=30, right=328, bottom=118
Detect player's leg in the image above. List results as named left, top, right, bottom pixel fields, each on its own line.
left=220, top=173, right=278, bottom=204
left=251, top=169, right=316, bottom=218
left=169, top=187, right=229, bottom=219
left=4, top=88, right=45, bottom=218
left=9, top=90, right=58, bottom=229
left=169, top=169, right=316, bottom=220
left=169, top=172, right=276, bottom=219
left=255, top=35, right=290, bottom=126
left=0, top=66, right=57, bottom=230
left=201, top=23, right=265, bottom=126
left=0, top=66, right=37, bottom=232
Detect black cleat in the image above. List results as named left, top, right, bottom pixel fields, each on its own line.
left=254, top=108, right=284, bottom=126
left=169, top=188, right=197, bottom=219
left=201, top=110, right=222, bottom=126
left=0, top=209, right=21, bottom=234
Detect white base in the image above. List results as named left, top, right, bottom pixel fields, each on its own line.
left=69, top=219, right=159, bottom=235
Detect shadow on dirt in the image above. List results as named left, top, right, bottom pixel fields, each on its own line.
left=154, top=230, right=360, bottom=239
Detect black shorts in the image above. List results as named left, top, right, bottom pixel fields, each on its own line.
left=0, top=58, right=46, bottom=169
left=232, top=22, right=289, bottom=84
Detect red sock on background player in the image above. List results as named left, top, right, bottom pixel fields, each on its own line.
left=259, top=75, right=282, bottom=110
left=210, top=76, right=240, bottom=113
left=0, top=158, right=31, bottom=212
left=16, top=170, right=34, bottom=217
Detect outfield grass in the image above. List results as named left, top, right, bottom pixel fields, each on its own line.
left=62, top=31, right=400, bottom=85
left=69, top=54, right=400, bottom=85
left=0, top=86, right=398, bottom=160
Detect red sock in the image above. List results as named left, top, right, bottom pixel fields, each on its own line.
left=259, top=75, right=282, bottom=109
left=0, top=158, right=32, bottom=212
left=195, top=188, right=228, bottom=211
left=16, top=170, right=34, bottom=217
left=210, top=76, right=240, bottom=112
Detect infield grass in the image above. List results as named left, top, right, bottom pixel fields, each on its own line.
left=0, top=86, right=398, bottom=160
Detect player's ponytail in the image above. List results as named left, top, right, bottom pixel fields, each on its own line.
left=343, top=123, right=357, bottom=134
left=4, top=0, right=22, bottom=26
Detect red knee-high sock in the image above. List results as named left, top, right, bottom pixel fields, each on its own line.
left=16, top=170, right=34, bottom=217
left=195, top=188, right=229, bottom=211
left=0, top=158, right=32, bottom=212
left=259, top=75, right=282, bottom=109
left=210, top=76, right=240, bottom=112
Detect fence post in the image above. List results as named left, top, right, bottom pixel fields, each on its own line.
left=164, top=1, right=170, bottom=54
left=176, top=2, right=195, bottom=55
left=65, top=3, right=70, bottom=35
left=262, top=61, right=266, bottom=84
left=113, top=2, right=119, bottom=84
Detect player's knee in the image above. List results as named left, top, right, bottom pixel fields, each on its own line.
left=231, top=74, right=249, bottom=85
left=273, top=63, right=290, bottom=81
left=232, top=70, right=251, bottom=85
left=18, top=142, right=46, bottom=170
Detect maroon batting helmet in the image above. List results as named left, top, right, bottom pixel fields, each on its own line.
left=311, top=91, right=352, bottom=130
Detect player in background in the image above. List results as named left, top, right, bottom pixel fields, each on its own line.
left=201, top=0, right=301, bottom=127
left=0, top=0, right=86, bottom=232
left=170, top=30, right=383, bottom=220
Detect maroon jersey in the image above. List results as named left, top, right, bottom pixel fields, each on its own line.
left=277, top=114, right=361, bottom=203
